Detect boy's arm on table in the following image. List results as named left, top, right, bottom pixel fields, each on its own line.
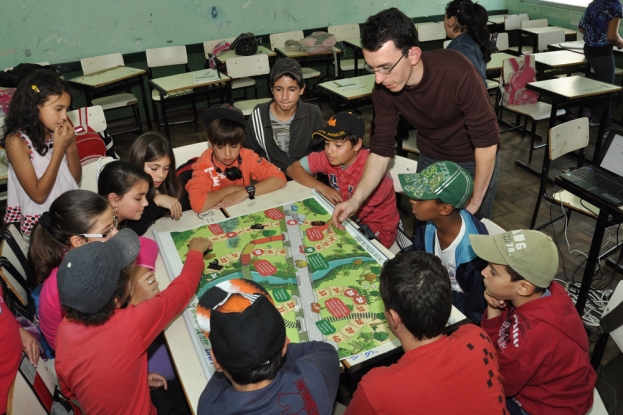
left=287, top=159, right=341, bottom=205
left=186, top=168, right=243, bottom=212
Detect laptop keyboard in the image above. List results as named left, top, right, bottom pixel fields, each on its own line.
left=571, top=168, right=623, bottom=200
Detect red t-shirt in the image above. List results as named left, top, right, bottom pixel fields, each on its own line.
left=305, top=149, right=398, bottom=248
left=0, top=285, right=22, bottom=412
left=345, top=324, right=506, bottom=415
left=54, top=251, right=205, bottom=415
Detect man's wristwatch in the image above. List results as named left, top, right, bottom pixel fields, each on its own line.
left=246, top=185, right=256, bottom=200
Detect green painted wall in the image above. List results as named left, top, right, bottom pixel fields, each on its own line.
left=507, top=0, right=583, bottom=29
left=0, top=0, right=507, bottom=68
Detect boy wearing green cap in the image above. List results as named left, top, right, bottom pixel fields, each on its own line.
left=471, top=230, right=596, bottom=415
left=398, top=160, right=488, bottom=323
left=287, top=112, right=399, bottom=248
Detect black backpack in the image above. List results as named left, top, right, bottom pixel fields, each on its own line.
left=0, top=63, right=63, bottom=87
left=231, top=33, right=258, bottom=56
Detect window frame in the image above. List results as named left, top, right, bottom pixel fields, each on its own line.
left=521, top=0, right=588, bottom=12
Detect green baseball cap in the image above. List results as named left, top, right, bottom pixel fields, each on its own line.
left=469, top=230, right=559, bottom=288
left=398, top=161, right=473, bottom=209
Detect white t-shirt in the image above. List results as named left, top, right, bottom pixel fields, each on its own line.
left=434, top=217, right=466, bottom=292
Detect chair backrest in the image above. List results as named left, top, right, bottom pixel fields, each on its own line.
left=443, top=40, right=451, bottom=48
left=548, top=117, right=589, bottom=160
left=327, top=24, right=360, bottom=42
left=521, top=19, right=548, bottom=29
left=0, top=224, right=31, bottom=308
left=203, top=38, right=236, bottom=59
left=78, top=156, right=116, bottom=192
left=504, top=13, right=529, bottom=30
left=270, top=30, right=304, bottom=51
left=496, top=32, right=510, bottom=51
left=80, top=53, right=124, bottom=75
left=387, top=155, right=418, bottom=193
left=67, top=105, right=107, bottom=133
left=173, top=142, right=209, bottom=166
left=414, top=22, right=446, bottom=42
left=226, top=54, right=270, bottom=78
left=538, top=30, right=565, bottom=52
left=480, top=218, right=506, bottom=235
left=146, top=46, right=188, bottom=68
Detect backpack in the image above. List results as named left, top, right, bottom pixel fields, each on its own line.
left=68, top=107, right=108, bottom=165
left=0, top=63, right=64, bottom=88
left=500, top=55, right=539, bottom=106
left=230, top=33, right=258, bottom=56
left=285, top=31, right=337, bottom=54
left=209, top=40, right=231, bottom=70
left=0, top=88, right=16, bottom=115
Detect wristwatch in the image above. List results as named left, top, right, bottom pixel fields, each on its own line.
left=246, top=185, right=256, bottom=200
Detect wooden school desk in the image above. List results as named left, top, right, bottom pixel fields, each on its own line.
left=532, top=50, right=589, bottom=76
left=486, top=52, right=515, bottom=72
left=149, top=69, right=231, bottom=139
left=68, top=65, right=152, bottom=131
left=519, top=26, right=576, bottom=54
left=316, top=74, right=375, bottom=112
left=154, top=180, right=467, bottom=413
left=515, top=76, right=621, bottom=175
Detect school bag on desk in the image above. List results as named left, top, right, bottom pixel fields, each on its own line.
left=500, top=55, right=539, bottom=106
left=285, top=31, right=339, bottom=76
left=230, top=33, right=258, bottom=56
left=67, top=106, right=112, bottom=165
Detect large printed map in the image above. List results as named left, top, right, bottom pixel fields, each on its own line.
left=154, top=196, right=399, bottom=376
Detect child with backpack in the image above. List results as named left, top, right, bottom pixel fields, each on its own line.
left=1, top=69, right=81, bottom=236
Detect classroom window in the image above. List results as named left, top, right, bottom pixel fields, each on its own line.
left=524, top=0, right=590, bottom=9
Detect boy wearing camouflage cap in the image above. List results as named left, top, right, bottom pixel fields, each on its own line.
left=471, top=230, right=596, bottom=415
left=399, top=160, right=488, bottom=323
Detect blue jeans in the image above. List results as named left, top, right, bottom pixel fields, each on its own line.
left=585, top=53, right=615, bottom=132
left=416, top=151, right=501, bottom=219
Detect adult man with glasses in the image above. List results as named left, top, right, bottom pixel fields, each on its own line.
left=332, top=7, right=500, bottom=228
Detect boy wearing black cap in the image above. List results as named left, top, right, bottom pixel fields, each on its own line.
left=245, top=58, right=325, bottom=172
left=287, top=112, right=399, bottom=248
left=196, top=279, right=340, bottom=415
left=471, top=230, right=596, bottom=415
left=186, top=105, right=286, bottom=212
left=399, top=161, right=488, bottom=323
left=54, top=228, right=212, bottom=415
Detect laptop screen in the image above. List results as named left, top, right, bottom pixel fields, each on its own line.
left=600, top=132, right=623, bottom=178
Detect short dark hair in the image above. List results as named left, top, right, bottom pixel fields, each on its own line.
left=225, top=351, right=283, bottom=385
left=63, top=263, right=132, bottom=326
left=505, top=265, right=546, bottom=294
left=98, top=160, right=155, bottom=201
left=380, top=251, right=452, bottom=341
left=206, top=119, right=245, bottom=146
left=361, top=8, right=419, bottom=53
left=269, top=73, right=304, bottom=89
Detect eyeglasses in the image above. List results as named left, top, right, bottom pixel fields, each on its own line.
left=364, top=53, right=407, bottom=75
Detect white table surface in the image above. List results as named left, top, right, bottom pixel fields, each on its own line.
left=68, top=65, right=145, bottom=88
left=522, top=26, right=576, bottom=36
left=317, top=74, right=376, bottom=100
left=150, top=69, right=230, bottom=95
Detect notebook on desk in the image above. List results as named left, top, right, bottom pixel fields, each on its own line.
left=560, top=130, right=623, bottom=206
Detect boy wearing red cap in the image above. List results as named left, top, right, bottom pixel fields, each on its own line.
left=287, top=112, right=399, bottom=248
left=186, top=105, right=287, bottom=212
left=196, top=279, right=340, bottom=415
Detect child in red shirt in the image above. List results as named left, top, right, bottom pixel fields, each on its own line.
left=287, top=112, right=398, bottom=248
left=186, top=105, right=286, bottom=212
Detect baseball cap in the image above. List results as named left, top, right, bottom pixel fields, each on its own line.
left=196, top=279, right=286, bottom=374
left=398, top=161, right=473, bottom=209
left=469, top=230, right=559, bottom=288
left=312, top=112, right=365, bottom=141
left=270, top=58, right=303, bottom=84
left=201, top=104, right=245, bottom=128
left=58, top=228, right=140, bottom=314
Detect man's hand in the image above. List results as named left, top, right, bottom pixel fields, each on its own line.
left=331, top=198, right=362, bottom=230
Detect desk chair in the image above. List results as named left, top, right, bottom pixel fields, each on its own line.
left=80, top=53, right=142, bottom=135
left=414, top=22, right=446, bottom=42
left=499, top=56, right=565, bottom=164
left=327, top=24, right=364, bottom=76
left=173, top=141, right=209, bottom=166
left=146, top=45, right=198, bottom=137
left=67, top=105, right=113, bottom=164
left=78, top=156, right=116, bottom=193
left=504, top=13, right=529, bottom=31
left=227, top=54, right=272, bottom=116
left=537, top=30, right=565, bottom=52
left=0, top=224, right=34, bottom=320
left=521, top=19, right=548, bottom=29
left=203, top=38, right=257, bottom=101
left=269, top=31, right=322, bottom=95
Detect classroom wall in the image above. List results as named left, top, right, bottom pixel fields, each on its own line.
left=0, top=0, right=508, bottom=69
left=507, top=0, right=582, bottom=29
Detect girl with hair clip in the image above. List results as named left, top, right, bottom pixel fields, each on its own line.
left=29, top=190, right=159, bottom=351
left=127, top=132, right=189, bottom=218
left=443, top=0, right=492, bottom=85
left=1, top=69, right=81, bottom=236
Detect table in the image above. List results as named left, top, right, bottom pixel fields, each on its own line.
left=275, top=46, right=342, bottom=76
left=486, top=52, right=515, bottom=72
left=68, top=66, right=152, bottom=131
left=152, top=181, right=467, bottom=412
left=516, top=76, right=621, bottom=175
left=532, top=50, right=589, bottom=76
left=343, top=38, right=363, bottom=75
left=519, top=26, right=576, bottom=54
left=316, top=74, right=375, bottom=112
left=488, top=15, right=506, bottom=24
left=554, top=175, right=623, bottom=316
left=213, top=45, right=276, bottom=64
left=149, top=69, right=231, bottom=139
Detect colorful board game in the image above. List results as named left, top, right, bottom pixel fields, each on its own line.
left=154, top=196, right=400, bottom=378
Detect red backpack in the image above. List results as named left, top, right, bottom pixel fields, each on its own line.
left=501, top=55, right=539, bottom=106
left=68, top=107, right=107, bottom=165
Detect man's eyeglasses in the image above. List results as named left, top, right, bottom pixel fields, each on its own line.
left=364, top=53, right=407, bottom=75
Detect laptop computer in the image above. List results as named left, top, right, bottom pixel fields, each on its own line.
left=559, top=129, right=623, bottom=207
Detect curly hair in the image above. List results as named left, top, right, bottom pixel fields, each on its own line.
left=361, top=8, right=419, bottom=53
